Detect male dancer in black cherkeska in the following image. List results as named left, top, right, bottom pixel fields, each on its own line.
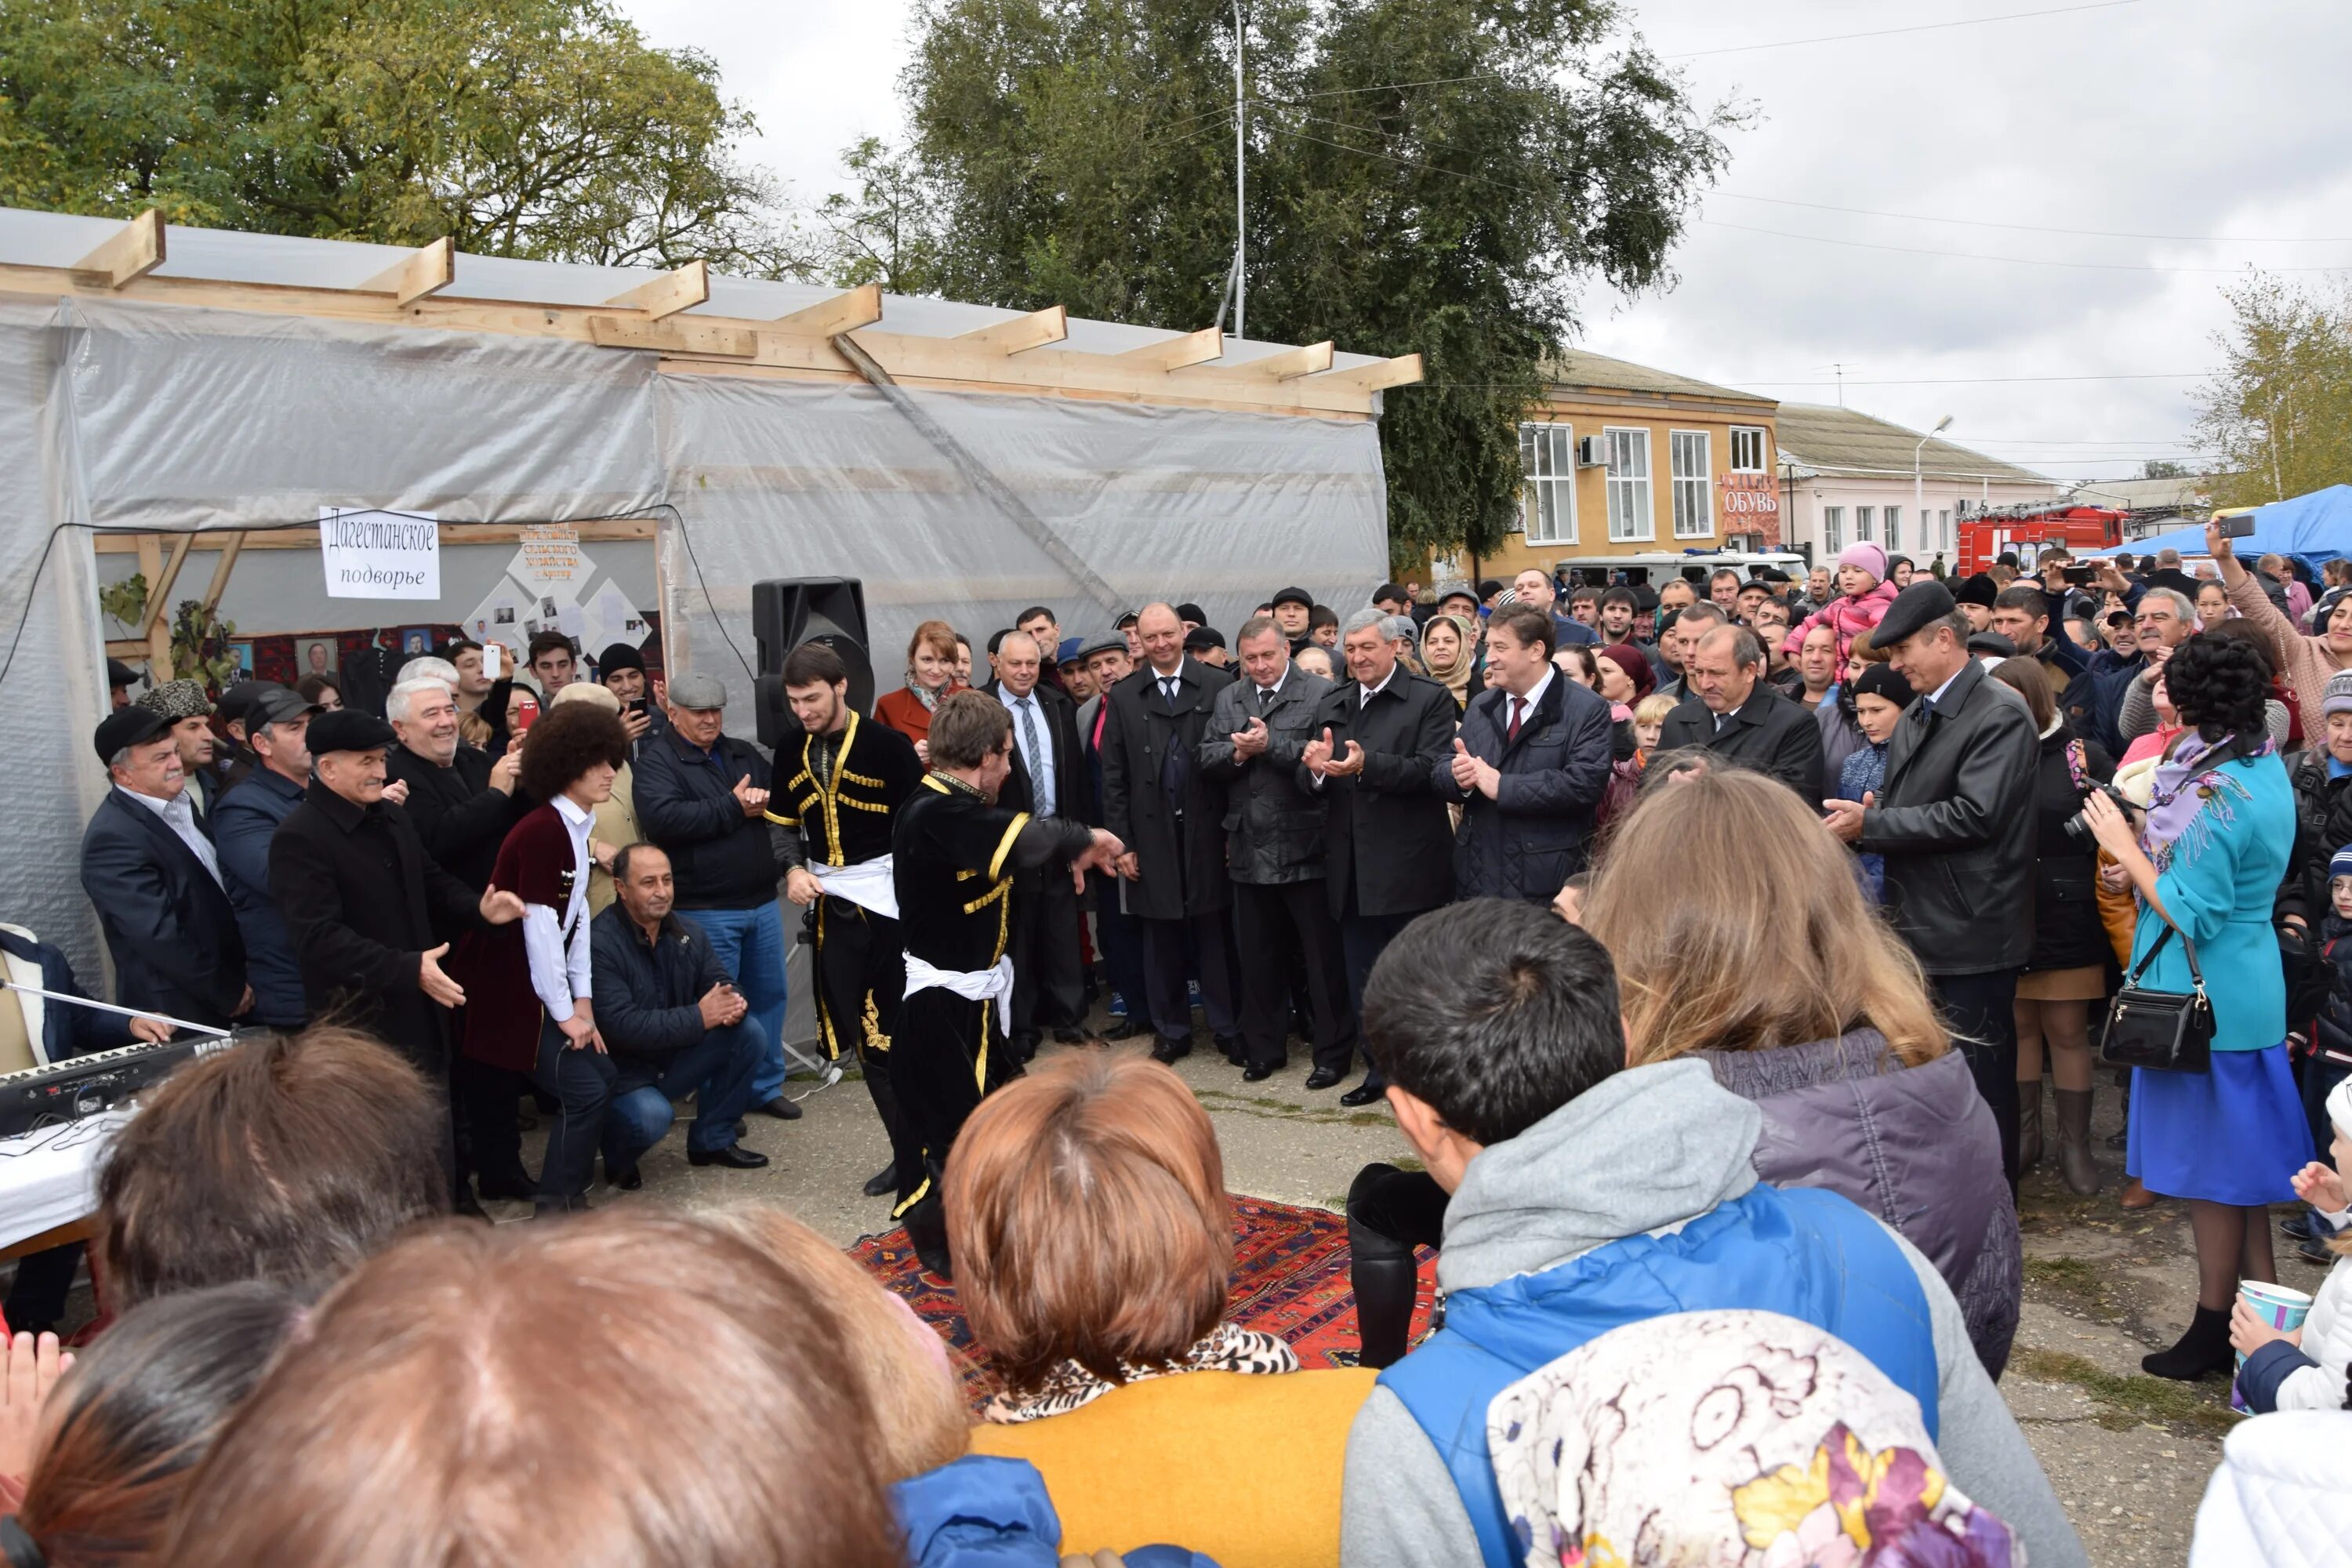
left=764, top=642, right=928, bottom=1202
left=891, top=690, right=1122, bottom=1279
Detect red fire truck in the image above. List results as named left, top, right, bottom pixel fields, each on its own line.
left=1956, top=503, right=2129, bottom=576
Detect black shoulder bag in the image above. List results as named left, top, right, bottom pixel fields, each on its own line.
left=2097, top=918, right=2213, bottom=1073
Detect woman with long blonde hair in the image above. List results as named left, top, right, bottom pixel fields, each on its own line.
left=1582, top=767, right=2020, bottom=1374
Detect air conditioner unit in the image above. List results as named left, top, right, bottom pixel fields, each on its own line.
left=1575, top=435, right=1606, bottom=468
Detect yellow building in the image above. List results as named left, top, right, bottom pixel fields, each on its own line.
left=1443, top=350, right=1783, bottom=583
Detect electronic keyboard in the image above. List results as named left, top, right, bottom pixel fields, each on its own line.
left=0, top=1032, right=251, bottom=1139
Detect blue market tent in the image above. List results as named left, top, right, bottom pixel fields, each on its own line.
left=2089, top=485, right=2352, bottom=571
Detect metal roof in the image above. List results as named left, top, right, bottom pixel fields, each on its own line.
left=0, top=205, right=1386, bottom=372
left=1545, top=348, right=1777, bottom=406
left=1774, top=402, right=2050, bottom=484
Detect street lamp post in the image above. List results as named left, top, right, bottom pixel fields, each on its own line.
left=1915, top=414, right=1954, bottom=555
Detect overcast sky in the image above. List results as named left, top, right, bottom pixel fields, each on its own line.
left=615, top=0, right=2352, bottom=484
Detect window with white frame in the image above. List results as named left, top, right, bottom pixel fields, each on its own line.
left=1730, top=425, right=1769, bottom=473
left=1605, top=427, right=1653, bottom=541
left=1516, top=423, right=1577, bottom=545
left=1854, top=506, right=1875, bottom=543
left=1824, top=506, right=1845, bottom=554
left=1884, top=505, right=1902, bottom=553
left=1940, top=510, right=1953, bottom=550
left=1669, top=430, right=1711, bottom=539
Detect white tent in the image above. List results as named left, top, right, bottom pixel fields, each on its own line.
left=0, top=208, right=1417, bottom=982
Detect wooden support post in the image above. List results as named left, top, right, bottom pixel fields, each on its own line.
left=197, top=532, right=245, bottom=618
left=956, top=305, right=1067, bottom=356
left=769, top=282, right=882, bottom=337
left=132, top=533, right=186, bottom=679
left=601, top=260, right=708, bottom=321
left=72, top=209, right=165, bottom=290
left=360, top=238, right=454, bottom=307
left=1115, top=325, right=1224, bottom=372
left=1305, top=353, right=1425, bottom=395
left=586, top=316, right=757, bottom=358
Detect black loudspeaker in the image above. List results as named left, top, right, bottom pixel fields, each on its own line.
left=751, top=577, right=873, bottom=748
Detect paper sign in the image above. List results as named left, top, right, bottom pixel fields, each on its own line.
left=320, top=507, right=440, bottom=601
left=508, top=525, right=584, bottom=591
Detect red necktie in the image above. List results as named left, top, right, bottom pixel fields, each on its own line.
left=1508, top=697, right=1524, bottom=742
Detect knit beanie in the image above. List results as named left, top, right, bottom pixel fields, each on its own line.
left=1836, top=542, right=1888, bottom=586
left=1852, top=662, right=1917, bottom=708
left=2332, top=846, right=2352, bottom=884
left=2325, top=669, right=2352, bottom=718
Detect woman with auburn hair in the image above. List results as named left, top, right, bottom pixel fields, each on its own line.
left=159, top=1213, right=905, bottom=1568
left=874, top=619, right=966, bottom=750
left=1582, top=766, right=2021, bottom=1376
left=692, top=1205, right=968, bottom=1483
left=956, top=1051, right=1374, bottom=1563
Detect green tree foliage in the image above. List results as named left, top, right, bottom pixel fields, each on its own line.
left=816, top=136, right=944, bottom=295
left=2139, top=459, right=2189, bottom=479
left=0, top=0, right=815, bottom=274
left=2196, top=274, right=2352, bottom=507
left=897, top=0, right=1735, bottom=560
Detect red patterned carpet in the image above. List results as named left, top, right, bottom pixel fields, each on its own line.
left=850, top=1195, right=1437, bottom=1403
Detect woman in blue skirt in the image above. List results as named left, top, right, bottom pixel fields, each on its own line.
left=2083, top=630, right=2314, bottom=1381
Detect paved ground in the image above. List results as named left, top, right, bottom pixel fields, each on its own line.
left=572, top=1041, right=2288, bottom=1567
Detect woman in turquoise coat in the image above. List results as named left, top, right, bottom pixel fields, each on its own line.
left=2085, top=631, right=2312, bottom=1383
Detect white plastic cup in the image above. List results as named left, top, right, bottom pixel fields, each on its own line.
left=2232, top=1279, right=2314, bottom=1413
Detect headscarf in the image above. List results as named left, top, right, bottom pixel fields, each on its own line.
left=1420, top=612, right=1477, bottom=706
left=1488, top=1310, right=2017, bottom=1568
left=1595, top=643, right=1655, bottom=703
left=2141, top=729, right=2274, bottom=873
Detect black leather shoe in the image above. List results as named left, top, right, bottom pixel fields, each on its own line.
left=1149, top=1038, right=1192, bottom=1065
left=862, top=1163, right=898, bottom=1198
left=2299, top=1235, right=2335, bottom=1267
left=454, top=1190, right=492, bottom=1222
left=2284, top=1211, right=2316, bottom=1240
left=608, top=1165, right=643, bottom=1192
left=1102, top=1017, right=1151, bottom=1041
left=757, top=1097, right=803, bottom=1121
left=476, top=1171, right=537, bottom=1202
left=1242, top=1063, right=1279, bottom=1083
left=1304, top=1068, right=1345, bottom=1092
left=1214, top=1034, right=1245, bottom=1065
left=1338, top=1082, right=1384, bottom=1108
left=688, top=1143, right=771, bottom=1170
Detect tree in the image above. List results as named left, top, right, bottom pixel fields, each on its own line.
left=815, top=137, right=944, bottom=295
left=2140, top=459, right=2188, bottom=480
left=898, top=0, right=1735, bottom=561
left=2194, top=273, right=2352, bottom=508
left=0, top=0, right=818, bottom=276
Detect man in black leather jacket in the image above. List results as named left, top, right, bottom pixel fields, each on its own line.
left=1827, top=580, right=2038, bottom=1185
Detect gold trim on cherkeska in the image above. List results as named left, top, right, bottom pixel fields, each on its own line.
left=960, top=880, right=1011, bottom=916
left=840, top=768, right=886, bottom=789
left=955, top=868, right=978, bottom=881
left=798, top=709, right=865, bottom=862
left=922, top=775, right=953, bottom=795
left=988, top=812, right=1031, bottom=881
left=892, top=1174, right=932, bottom=1218
left=839, top=795, right=891, bottom=813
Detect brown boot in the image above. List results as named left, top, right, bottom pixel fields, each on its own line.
left=2016, top=1083, right=2044, bottom=1172
left=2053, top=1088, right=2100, bottom=1196
left=2118, top=1176, right=2156, bottom=1210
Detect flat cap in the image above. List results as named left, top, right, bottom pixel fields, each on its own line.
left=93, top=706, right=169, bottom=764
left=1071, top=630, right=1127, bottom=662
left=106, top=657, right=143, bottom=690
left=1967, top=630, right=2019, bottom=660
left=248, top=685, right=323, bottom=727
left=1182, top=626, right=1226, bottom=652
left=213, top=681, right=278, bottom=726
left=1269, top=586, right=1314, bottom=610
left=1871, top=579, right=1961, bottom=650
left=306, top=709, right=397, bottom=754
left=666, top=671, right=728, bottom=711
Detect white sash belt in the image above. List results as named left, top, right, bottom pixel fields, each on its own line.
left=809, top=855, right=898, bottom=921
left=903, top=952, right=1015, bottom=1033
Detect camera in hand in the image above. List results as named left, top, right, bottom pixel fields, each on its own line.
left=2063, top=779, right=2136, bottom=849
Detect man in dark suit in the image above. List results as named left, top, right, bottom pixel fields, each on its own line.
left=1305, top=607, right=1460, bottom=1105
left=1826, top=579, right=2038, bottom=1183
left=78, top=706, right=251, bottom=1029
left=1200, top=618, right=1353, bottom=1085
left=268, top=710, right=523, bottom=1198
left=1099, top=602, right=1239, bottom=1063
left=1657, top=623, right=1828, bottom=804
left=983, top=629, right=1087, bottom=1059
left=1071, top=631, right=1150, bottom=1041
left=1433, top=604, right=1614, bottom=905
left=384, top=673, right=525, bottom=893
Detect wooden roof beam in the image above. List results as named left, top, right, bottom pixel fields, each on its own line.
left=1115, top=325, right=1224, bottom=372
left=957, top=304, right=1067, bottom=356
left=73, top=209, right=166, bottom=290
left=360, top=238, right=454, bottom=307
left=1306, top=353, right=1424, bottom=395
left=770, top=281, right=882, bottom=337
left=1176, top=339, right=1334, bottom=383
left=602, top=259, right=707, bottom=321
left=586, top=315, right=757, bottom=358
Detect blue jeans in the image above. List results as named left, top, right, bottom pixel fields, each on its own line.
left=604, top=1019, right=768, bottom=1166
left=688, top=903, right=789, bottom=1102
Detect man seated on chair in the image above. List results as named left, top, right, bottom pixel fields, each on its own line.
left=590, top=842, right=770, bottom=1189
